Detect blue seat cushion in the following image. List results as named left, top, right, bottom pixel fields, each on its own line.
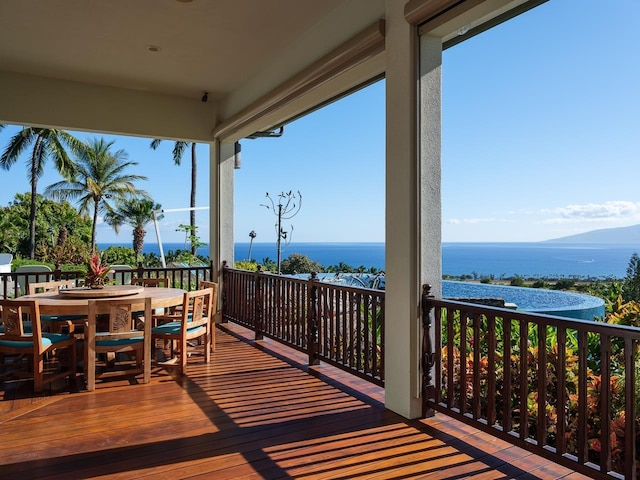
left=0, top=321, right=32, bottom=334
left=41, top=314, right=85, bottom=322
left=0, top=332, right=72, bottom=349
left=152, top=321, right=206, bottom=336
left=95, top=335, right=143, bottom=347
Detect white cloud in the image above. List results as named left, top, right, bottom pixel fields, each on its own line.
left=554, top=201, right=640, bottom=219
left=507, top=201, right=640, bottom=223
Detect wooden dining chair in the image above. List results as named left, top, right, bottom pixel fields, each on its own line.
left=130, top=277, right=170, bottom=324
left=28, top=280, right=84, bottom=334
left=84, top=297, right=152, bottom=391
left=198, top=281, right=218, bottom=352
left=151, top=288, right=213, bottom=375
left=0, top=298, right=76, bottom=392
left=131, top=277, right=169, bottom=288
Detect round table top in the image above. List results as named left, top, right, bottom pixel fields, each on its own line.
left=58, top=285, right=144, bottom=298
left=20, top=286, right=187, bottom=315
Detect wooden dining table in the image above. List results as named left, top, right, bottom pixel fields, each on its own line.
left=20, top=285, right=187, bottom=315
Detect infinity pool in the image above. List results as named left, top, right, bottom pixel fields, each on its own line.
left=311, top=274, right=605, bottom=321
left=443, top=280, right=605, bottom=320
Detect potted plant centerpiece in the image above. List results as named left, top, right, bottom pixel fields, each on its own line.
left=85, top=254, right=114, bottom=289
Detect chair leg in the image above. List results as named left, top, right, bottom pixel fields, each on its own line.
left=180, top=336, right=187, bottom=375
left=33, top=355, right=44, bottom=393
left=204, top=328, right=211, bottom=364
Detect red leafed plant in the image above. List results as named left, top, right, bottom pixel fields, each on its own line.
left=85, top=254, right=114, bottom=288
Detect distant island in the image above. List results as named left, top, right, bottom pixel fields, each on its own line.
left=545, top=224, right=640, bottom=244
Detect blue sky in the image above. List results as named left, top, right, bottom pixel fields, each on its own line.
left=1, top=1, right=638, bottom=245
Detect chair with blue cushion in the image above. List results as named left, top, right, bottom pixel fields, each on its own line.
left=152, top=288, right=213, bottom=375
left=0, top=298, right=76, bottom=392
left=28, top=280, right=85, bottom=334
left=85, top=297, right=152, bottom=391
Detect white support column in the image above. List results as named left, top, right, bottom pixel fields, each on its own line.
left=384, top=1, right=442, bottom=420
left=419, top=35, right=442, bottom=298
left=211, top=141, right=235, bottom=279
left=384, top=0, right=421, bottom=419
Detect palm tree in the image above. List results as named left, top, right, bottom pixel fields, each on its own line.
left=103, top=198, right=162, bottom=262
left=0, top=127, right=82, bottom=258
left=150, top=139, right=197, bottom=254
left=45, top=138, right=149, bottom=251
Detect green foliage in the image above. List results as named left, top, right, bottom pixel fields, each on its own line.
left=0, top=193, right=92, bottom=263
left=165, top=248, right=208, bottom=266
left=260, top=257, right=277, bottom=273
left=622, top=252, right=640, bottom=302
left=44, top=137, right=149, bottom=249
left=100, top=246, right=137, bottom=266
left=510, top=276, right=525, bottom=286
left=103, top=198, right=161, bottom=261
left=326, top=262, right=354, bottom=273
left=234, top=260, right=259, bottom=271
left=10, top=258, right=56, bottom=271
left=531, top=280, right=547, bottom=288
left=280, top=253, right=323, bottom=274
left=441, top=297, right=640, bottom=474
left=176, top=224, right=206, bottom=253
left=553, top=279, right=575, bottom=290
left=0, top=127, right=84, bottom=258
left=480, top=277, right=492, bottom=284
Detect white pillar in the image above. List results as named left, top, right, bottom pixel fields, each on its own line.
left=211, top=141, right=235, bottom=278
left=384, top=1, right=442, bottom=419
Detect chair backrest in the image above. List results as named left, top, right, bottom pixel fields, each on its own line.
left=0, top=298, right=45, bottom=353
left=182, top=287, right=214, bottom=327
left=131, top=277, right=169, bottom=288
left=15, top=265, right=52, bottom=296
left=28, top=280, right=75, bottom=295
left=87, top=297, right=150, bottom=335
left=85, top=296, right=152, bottom=391
left=199, top=281, right=218, bottom=318
left=0, top=253, right=12, bottom=273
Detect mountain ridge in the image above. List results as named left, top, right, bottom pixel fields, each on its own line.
left=545, top=224, right=640, bottom=243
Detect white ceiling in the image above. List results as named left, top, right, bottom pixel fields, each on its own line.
left=0, top=0, right=383, bottom=104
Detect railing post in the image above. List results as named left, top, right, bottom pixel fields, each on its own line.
left=422, top=284, right=436, bottom=418
left=255, top=265, right=264, bottom=340
left=136, top=262, right=145, bottom=278
left=53, top=263, right=62, bottom=281
left=221, top=261, right=229, bottom=323
left=308, top=272, right=320, bottom=366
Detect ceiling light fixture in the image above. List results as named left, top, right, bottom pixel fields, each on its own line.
left=147, top=45, right=161, bottom=52
left=201, top=92, right=208, bottom=102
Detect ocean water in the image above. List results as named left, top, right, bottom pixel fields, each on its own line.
left=98, top=241, right=640, bottom=279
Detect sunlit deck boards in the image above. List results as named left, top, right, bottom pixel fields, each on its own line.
left=0, top=324, right=590, bottom=479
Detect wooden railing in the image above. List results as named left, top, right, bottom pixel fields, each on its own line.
left=222, top=264, right=385, bottom=386
left=0, top=261, right=214, bottom=298
left=422, top=284, right=638, bottom=480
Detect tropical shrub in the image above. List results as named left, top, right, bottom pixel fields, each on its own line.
left=234, top=260, right=259, bottom=271
left=439, top=298, right=640, bottom=476
left=280, top=253, right=323, bottom=274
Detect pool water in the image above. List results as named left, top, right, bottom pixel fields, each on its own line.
left=443, top=280, right=605, bottom=320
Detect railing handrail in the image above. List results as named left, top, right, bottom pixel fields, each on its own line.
left=428, top=295, right=640, bottom=338
left=0, top=261, right=214, bottom=297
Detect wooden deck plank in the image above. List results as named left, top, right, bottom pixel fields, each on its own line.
left=0, top=323, right=593, bottom=480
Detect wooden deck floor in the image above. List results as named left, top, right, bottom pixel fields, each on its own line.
left=0, top=323, right=592, bottom=480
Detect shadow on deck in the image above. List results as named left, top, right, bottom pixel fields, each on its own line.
left=0, top=323, right=590, bottom=479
